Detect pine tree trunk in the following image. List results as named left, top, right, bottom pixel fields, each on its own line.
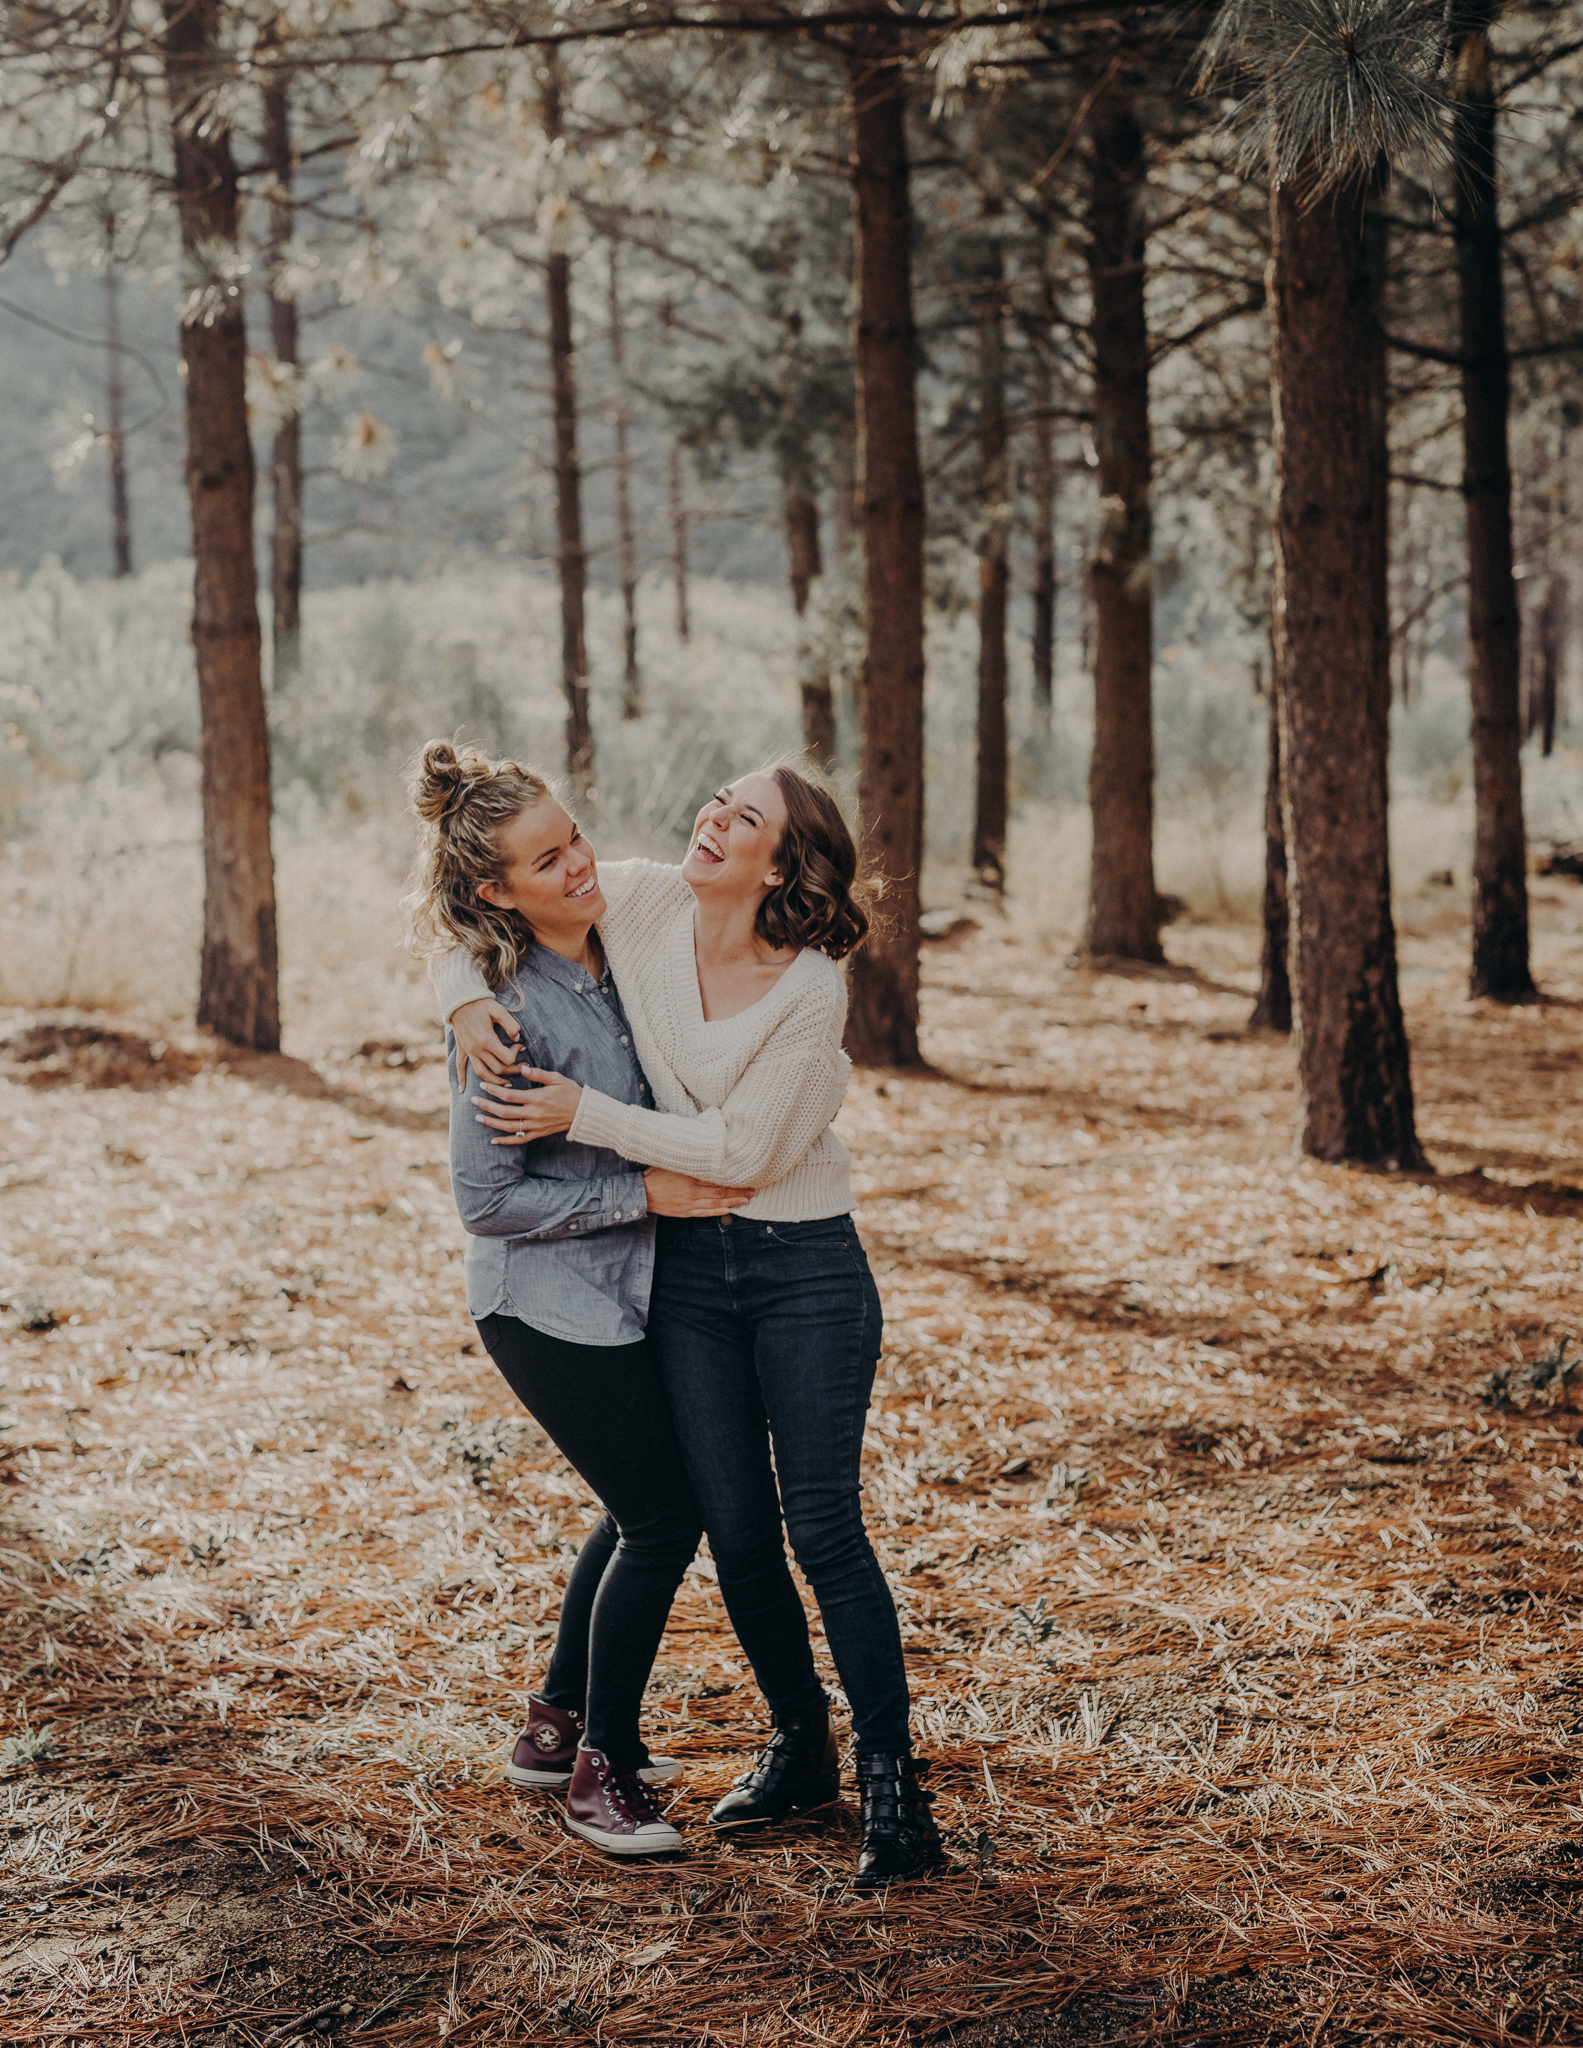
left=541, top=56, right=592, bottom=794
left=972, top=210, right=1008, bottom=893
left=163, top=0, right=279, bottom=1052
left=660, top=297, right=690, bottom=644
left=1530, top=446, right=1566, bottom=756
left=1084, top=83, right=1161, bottom=962
left=1530, top=587, right=1561, bottom=756
left=831, top=424, right=856, bottom=561
left=103, top=263, right=132, bottom=578
left=786, top=483, right=822, bottom=617
left=668, top=442, right=690, bottom=643
left=607, top=237, right=640, bottom=717
left=262, top=77, right=302, bottom=688
left=845, top=30, right=926, bottom=1067
left=787, top=472, right=835, bottom=765
left=1250, top=659, right=1291, bottom=1032
left=1030, top=339, right=1055, bottom=733
left=1456, top=29, right=1533, bottom=999
left=1269, top=172, right=1420, bottom=1164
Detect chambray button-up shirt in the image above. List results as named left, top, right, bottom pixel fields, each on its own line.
left=447, top=943, right=656, bottom=1345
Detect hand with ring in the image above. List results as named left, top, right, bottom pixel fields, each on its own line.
left=472, top=1068, right=582, bottom=1146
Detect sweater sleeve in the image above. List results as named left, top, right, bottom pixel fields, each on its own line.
left=566, top=977, right=849, bottom=1187
left=431, top=948, right=492, bottom=1022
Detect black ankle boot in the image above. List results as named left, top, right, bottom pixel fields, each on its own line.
left=853, top=1752, right=946, bottom=1888
left=708, top=1706, right=840, bottom=1828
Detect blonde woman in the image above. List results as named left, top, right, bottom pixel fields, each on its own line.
left=410, top=741, right=754, bottom=1859
left=438, top=760, right=945, bottom=1889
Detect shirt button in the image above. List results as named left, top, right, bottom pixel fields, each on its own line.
left=621, top=1035, right=630, bottom=1045
left=569, top=1222, right=579, bottom=1231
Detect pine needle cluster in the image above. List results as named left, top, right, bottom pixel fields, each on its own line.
left=1198, top=0, right=1454, bottom=193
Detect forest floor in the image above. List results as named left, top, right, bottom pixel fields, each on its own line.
left=2, top=894, right=1583, bottom=2048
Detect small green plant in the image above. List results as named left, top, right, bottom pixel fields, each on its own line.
left=1484, top=1335, right=1578, bottom=1412
left=11, top=1290, right=58, bottom=1332
left=244, top=1203, right=283, bottom=1247
left=1013, top=1595, right=1057, bottom=1648
left=0, top=1727, right=58, bottom=1770
left=439, top=1415, right=518, bottom=1486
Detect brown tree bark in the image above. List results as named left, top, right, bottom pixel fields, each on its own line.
left=1084, top=82, right=1161, bottom=962
left=1269, top=171, right=1420, bottom=1164
left=1030, top=338, right=1055, bottom=733
left=667, top=443, right=690, bottom=643
left=660, top=297, right=690, bottom=645
left=973, top=208, right=1009, bottom=893
left=1455, top=28, right=1533, bottom=999
left=844, top=29, right=926, bottom=1067
left=606, top=236, right=640, bottom=718
left=262, top=75, right=302, bottom=688
left=786, top=482, right=822, bottom=617
left=103, top=260, right=132, bottom=578
left=163, top=0, right=279, bottom=1051
left=1528, top=447, right=1566, bottom=756
left=800, top=674, right=838, bottom=769
left=541, top=55, right=592, bottom=794
left=831, top=423, right=856, bottom=561
left=1249, top=658, right=1291, bottom=1033
left=1530, top=584, right=1563, bottom=755
left=787, top=472, right=836, bottom=765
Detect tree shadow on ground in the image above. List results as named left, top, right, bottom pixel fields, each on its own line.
left=222, top=1047, right=446, bottom=1133
left=1410, top=1165, right=1583, bottom=1215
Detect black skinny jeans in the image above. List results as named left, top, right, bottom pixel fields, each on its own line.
left=474, top=1313, right=702, bottom=1767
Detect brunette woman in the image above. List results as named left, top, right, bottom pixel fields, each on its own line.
left=410, top=741, right=755, bottom=1859
left=438, top=764, right=945, bottom=1888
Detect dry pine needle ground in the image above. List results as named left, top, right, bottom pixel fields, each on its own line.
left=2, top=905, right=1582, bottom=2047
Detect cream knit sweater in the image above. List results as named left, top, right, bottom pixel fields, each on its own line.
left=430, top=859, right=853, bottom=1221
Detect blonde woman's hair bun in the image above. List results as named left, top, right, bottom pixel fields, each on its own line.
left=404, top=740, right=556, bottom=989
left=410, top=737, right=480, bottom=826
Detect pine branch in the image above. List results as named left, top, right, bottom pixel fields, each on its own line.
left=1197, top=0, right=1455, bottom=195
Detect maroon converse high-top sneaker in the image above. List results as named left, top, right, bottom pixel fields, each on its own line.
left=565, top=1745, right=683, bottom=1857
left=505, top=1695, right=682, bottom=1788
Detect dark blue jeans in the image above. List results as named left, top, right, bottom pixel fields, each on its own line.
left=647, top=1213, right=912, bottom=1754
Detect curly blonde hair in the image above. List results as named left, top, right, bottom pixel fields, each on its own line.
left=404, top=740, right=554, bottom=990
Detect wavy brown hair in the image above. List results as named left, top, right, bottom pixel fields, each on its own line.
left=754, top=764, right=871, bottom=962
left=404, top=740, right=554, bottom=991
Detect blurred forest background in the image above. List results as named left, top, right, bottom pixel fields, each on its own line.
left=1, top=0, right=1581, bottom=1119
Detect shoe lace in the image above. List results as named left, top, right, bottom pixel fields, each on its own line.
left=598, top=1759, right=666, bottom=1828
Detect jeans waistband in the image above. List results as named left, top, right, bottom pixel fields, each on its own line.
left=655, top=1212, right=850, bottom=1241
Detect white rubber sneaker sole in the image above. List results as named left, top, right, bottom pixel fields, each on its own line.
left=563, top=1812, right=684, bottom=1856
left=506, top=1753, right=682, bottom=1790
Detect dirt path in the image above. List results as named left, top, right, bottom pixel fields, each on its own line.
left=2, top=911, right=1581, bottom=2046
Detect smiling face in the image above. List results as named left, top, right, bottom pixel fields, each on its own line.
left=476, top=796, right=604, bottom=957
left=682, top=773, right=788, bottom=909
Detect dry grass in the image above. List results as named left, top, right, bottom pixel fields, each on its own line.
left=3, top=891, right=1583, bottom=2047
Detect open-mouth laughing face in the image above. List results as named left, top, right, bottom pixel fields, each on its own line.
left=683, top=773, right=787, bottom=901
